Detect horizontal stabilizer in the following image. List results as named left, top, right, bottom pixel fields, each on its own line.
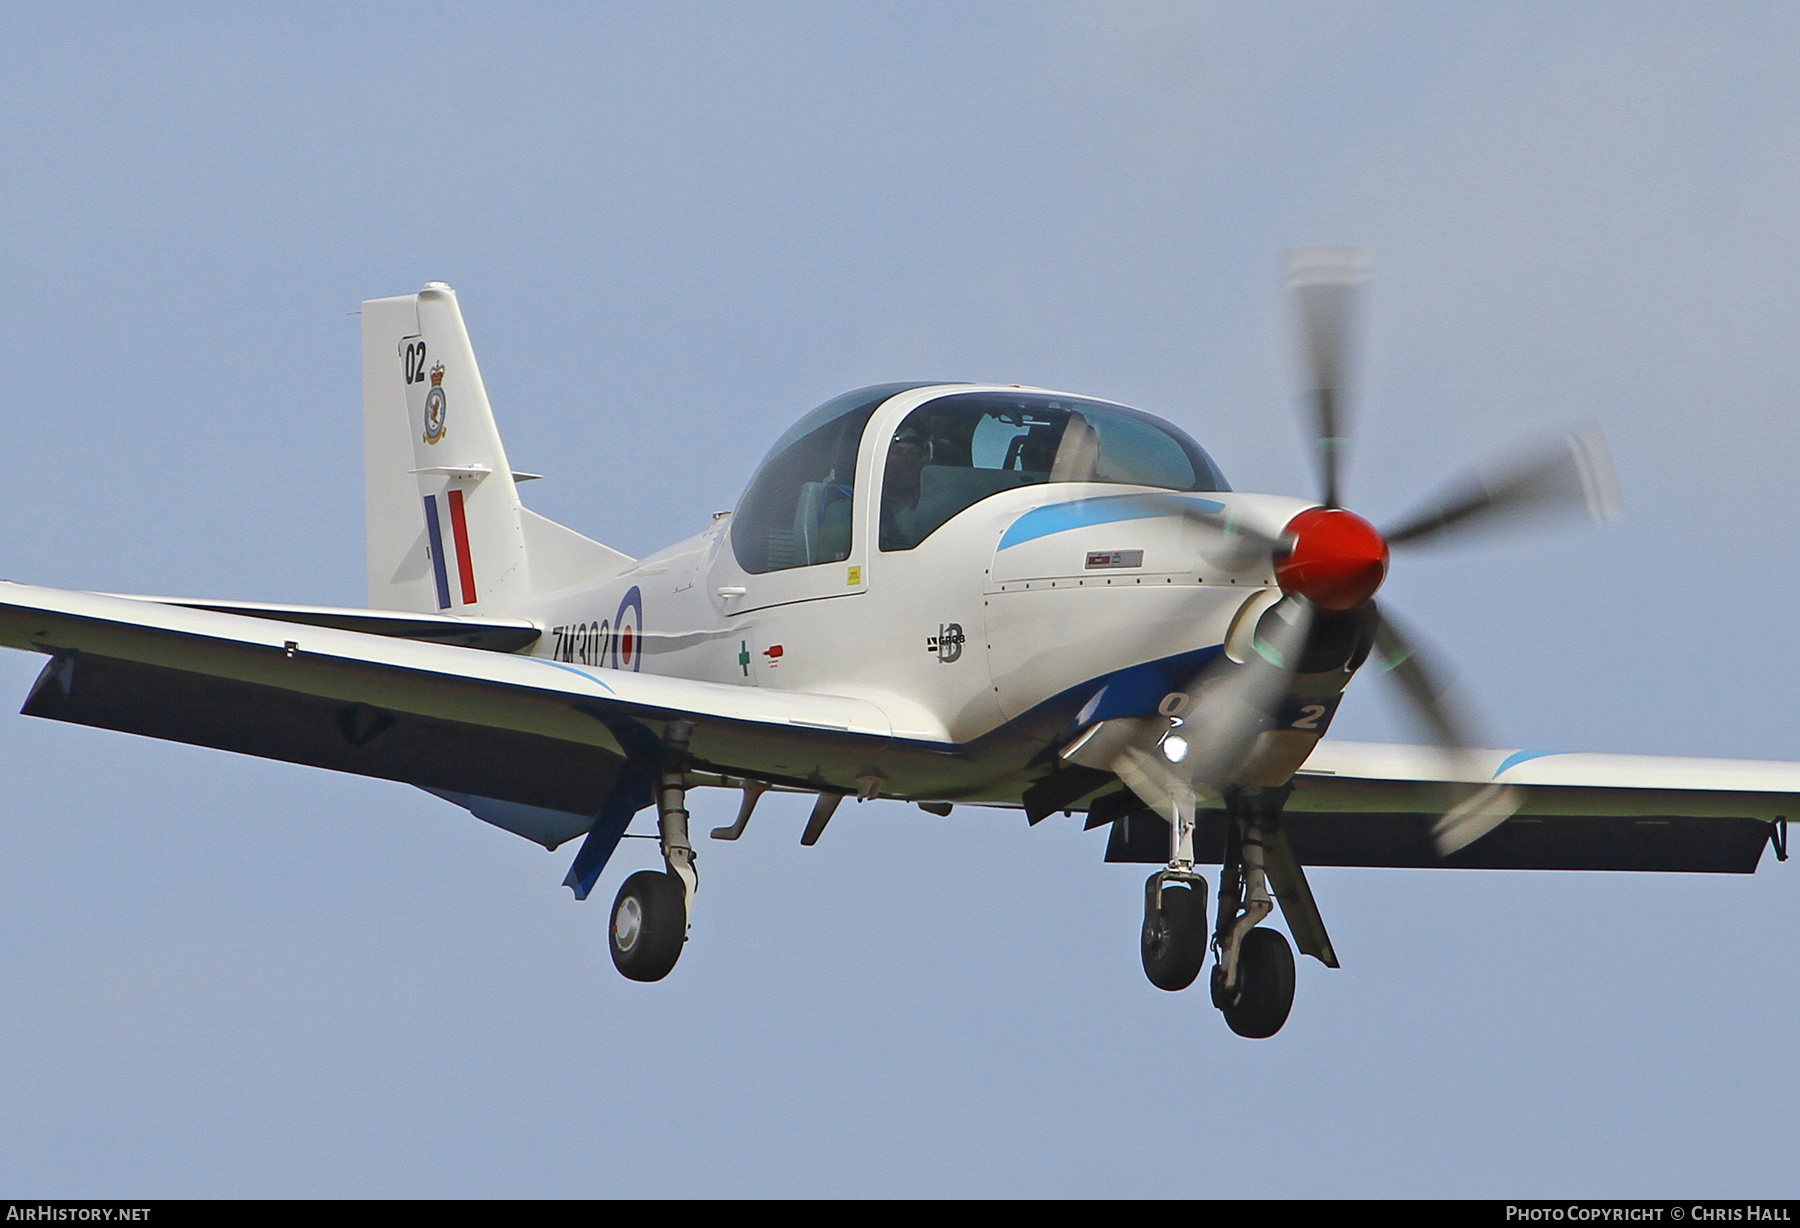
left=520, top=508, right=634, bottom=594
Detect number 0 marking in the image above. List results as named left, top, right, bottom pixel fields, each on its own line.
left=1293, top=704, right=1327, bottom=731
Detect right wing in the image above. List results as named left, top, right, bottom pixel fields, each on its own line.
left=0, top=581, right=894, bottom=859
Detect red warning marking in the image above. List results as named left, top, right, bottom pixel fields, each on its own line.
left=447, top=488, right=478, bottom=605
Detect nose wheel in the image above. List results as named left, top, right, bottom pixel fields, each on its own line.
left=1141, top=872, right=1208, bottom=991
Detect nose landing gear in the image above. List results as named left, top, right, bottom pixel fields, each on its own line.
left=1141, top=872, right=1208, bottom=991
left=1140, top=792, right=1210, bottom=991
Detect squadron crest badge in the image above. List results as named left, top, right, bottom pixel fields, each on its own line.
left=422, top=362, right=448, bottom=444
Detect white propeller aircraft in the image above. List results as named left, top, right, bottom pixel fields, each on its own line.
left=3, top=250, right=1792, bottom=1039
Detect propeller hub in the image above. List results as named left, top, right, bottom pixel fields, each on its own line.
left=1275, top=507, right=1389, bottom=610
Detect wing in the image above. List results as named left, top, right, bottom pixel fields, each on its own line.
left=0, top=581, right=893, bottom=861
left=1102, top=739, right=1795, bottom=873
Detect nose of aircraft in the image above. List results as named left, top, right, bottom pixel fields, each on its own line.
left=1274, top=507, right=1389, bottom=610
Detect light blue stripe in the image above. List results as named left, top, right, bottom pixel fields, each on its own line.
left=997, top=493, right=1226, bottom=551
left=1494, top=749, right=1560, bottom=778
left=531, top=658, right=618, bottom=694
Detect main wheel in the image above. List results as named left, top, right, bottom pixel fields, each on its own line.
left=610, top=870, right=687, bottom=982
left=1214, top=926, right=1295, bottom=1038
left=1141, top=878, right=1208, bottom=992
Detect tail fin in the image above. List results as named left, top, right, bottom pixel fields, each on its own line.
left=362, top=283, right=632, bottom=616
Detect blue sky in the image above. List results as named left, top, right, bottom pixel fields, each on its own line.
left=0, top=2, right=1794, bottom=1196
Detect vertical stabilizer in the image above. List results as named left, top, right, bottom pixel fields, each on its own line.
left=362, top=283, right=631, bottom=617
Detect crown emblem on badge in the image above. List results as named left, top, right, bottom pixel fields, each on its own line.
left=429, top=363, right=445, bottom=387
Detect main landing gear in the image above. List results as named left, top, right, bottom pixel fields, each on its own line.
left=610, top=869, right=686, bottom=982
left=609, top=724, right=698, bottom=983
left=1138, top=785, right=1299, bottom=1038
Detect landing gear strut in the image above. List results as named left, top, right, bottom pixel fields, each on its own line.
left=1141, top=794, right=1208, bottom=991
left=1210, top=786, right=1297, bottom=1038
left=609, top=721, right=697, bottom=983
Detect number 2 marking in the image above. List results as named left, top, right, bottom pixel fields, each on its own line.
left=1293, top=704, right=1327, bottom=731
left=402, top=340, right=429, bottom=384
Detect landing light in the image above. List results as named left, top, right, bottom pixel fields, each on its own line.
left=1162, top=734, right=1190, bottom=764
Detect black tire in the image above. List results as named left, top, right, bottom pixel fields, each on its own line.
left=609, top=870, right=687, bottom=982
left=1215, top=926, right=1295, bottom=1038
left=1141, top=879, right=1208, bottom=992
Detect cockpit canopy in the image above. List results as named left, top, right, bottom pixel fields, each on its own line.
left=877, top=390, right=1229, bottom=551
left=731, top=384, right=1230, bottom=574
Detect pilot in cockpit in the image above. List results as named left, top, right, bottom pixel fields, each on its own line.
left=880, top=420, right=934, bottom=548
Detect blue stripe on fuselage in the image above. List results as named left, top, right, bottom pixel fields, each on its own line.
left=1073, top=644, right=1224, bottom=728
left=997, top=492, right=1227, bottom=551
left=1494, top=749, right=1561, bottom=777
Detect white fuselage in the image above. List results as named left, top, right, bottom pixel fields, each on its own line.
left=517, top=386, right=1317, bottom=801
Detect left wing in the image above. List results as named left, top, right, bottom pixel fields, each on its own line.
left=1102, top=739, right=1796, bottom=873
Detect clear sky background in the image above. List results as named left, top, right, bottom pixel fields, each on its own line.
left=0, top=2, right=1794, bottom=1197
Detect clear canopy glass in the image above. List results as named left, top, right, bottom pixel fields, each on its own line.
left=730, top=383, right=938, bottom=575
left=730, top=385, right=1229, bottom=571
left=879, top=391, right=1228, bottom=551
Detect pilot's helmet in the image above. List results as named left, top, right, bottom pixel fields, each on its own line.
left=890, top=422, right=932, bottom=460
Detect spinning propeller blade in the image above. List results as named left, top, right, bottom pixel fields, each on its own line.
left=1382, top=427, right=1622, bottom=550
left=1173, top=595, right=1315, bottom=789
left=1286, top=246, right=1370, bottom=509
left=1094, top=596, right=1314, bottom=822
left=1371, top=608, right=1521, bottom=855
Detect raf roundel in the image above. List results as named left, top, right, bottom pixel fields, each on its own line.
left=611, top=586, right=644, bottom=672
left=422, top=362, right=448, bottom=444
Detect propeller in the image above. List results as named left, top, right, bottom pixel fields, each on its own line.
left=1167, top=595, right=1316, bottom=789
left=1083, top=246, right=1620, bottom=856
left=1382, top=426, right=1622, bottom=550
left=1077, top=594, right=1315, bottom=824
left=1287, top=246, right=1368, bottom=509
left=1275, top=245, right=1618, bottom=854
left=1369, top=606, right=1521, bottom=854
